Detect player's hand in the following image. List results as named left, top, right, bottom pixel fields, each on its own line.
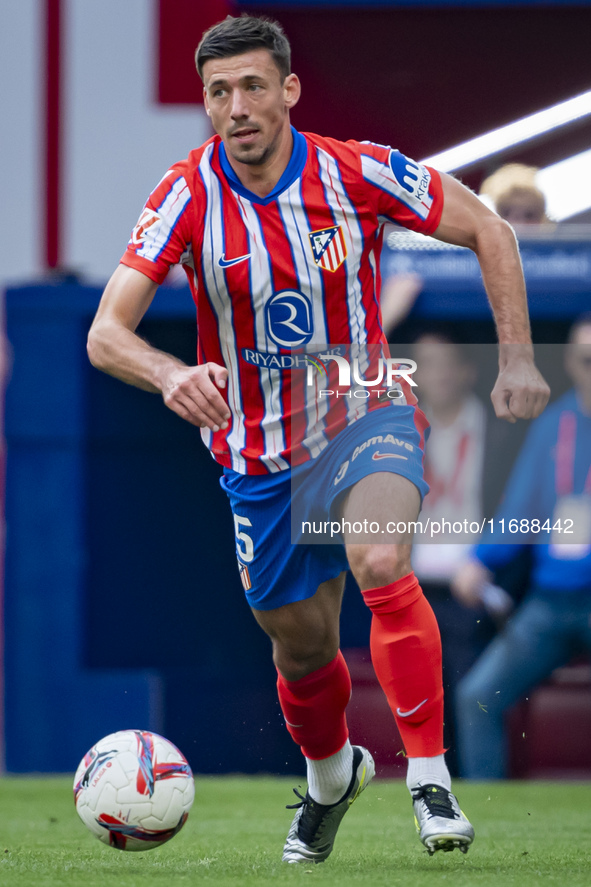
left=161, top=362, right=230, bottom=431
left=451, top=558, right=492, bottom=609
left=490, top=350, right=550, bottom=422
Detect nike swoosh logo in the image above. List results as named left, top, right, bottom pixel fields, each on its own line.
left=218, top=252, right=251, bottom=268
left=396, top=698, right=428, bottom=717
left=348, top=765, right=367, bottom=806
left=372, top=451, right=408, bottom=461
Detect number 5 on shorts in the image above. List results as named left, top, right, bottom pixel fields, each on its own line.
left=234, top=514, right=254, bottom=563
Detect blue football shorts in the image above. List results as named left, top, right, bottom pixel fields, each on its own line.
left=220, top=405, right=429, bottom=611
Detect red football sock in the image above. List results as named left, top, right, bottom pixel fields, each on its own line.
left=362, top=572, right=444, bottom=757
left=276, top=651, right=351, bottom=760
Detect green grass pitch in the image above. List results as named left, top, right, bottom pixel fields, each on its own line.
left=1, top=776, right=590, bottom=886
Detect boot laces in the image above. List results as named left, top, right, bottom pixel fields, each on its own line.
left=412, top=785, right=457, bottom=819
left=286, top=787, right=332, bottom=846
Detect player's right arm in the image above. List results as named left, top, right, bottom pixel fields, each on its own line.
left=87, top=264, right=230, bottom=432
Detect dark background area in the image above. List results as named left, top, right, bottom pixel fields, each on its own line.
left=159, top=2, right=591, bottom=191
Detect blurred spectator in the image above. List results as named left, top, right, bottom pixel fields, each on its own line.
left=410, top=332, right=520, bottom=775
left=380, top=163, right=552, bottom=334
left=479, top=163, right=549, bottom=227
left=380, top=270, right=423, bottom=333
left=453, top=314, right=591, bottom=779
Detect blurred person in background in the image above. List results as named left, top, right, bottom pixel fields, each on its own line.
left=380, top=163, right=551, bottom=332
left=453, top=313, right=591, bottom=779
left=411, top=332, right=521, bottom=775
left=479, top=163, right=549, bottom=228
left=380, top=269, right=424, bottom=332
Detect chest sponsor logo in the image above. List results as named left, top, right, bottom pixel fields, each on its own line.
left=131, top=208, right=162, bottom=245
left=265, top=290, right=314, bottom=347
left=308, top=226, right=348, bottom=272
left=241, top=346, right=343, bottom=370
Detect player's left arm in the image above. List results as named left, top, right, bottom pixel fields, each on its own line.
left=432, top=172, right=550, bottom=422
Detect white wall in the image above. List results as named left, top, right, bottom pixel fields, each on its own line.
left=1, top=0, right=42, bottom=284
left=65, top=0, right=209, bottom=282
left=1, top=0, right=209, bottom=288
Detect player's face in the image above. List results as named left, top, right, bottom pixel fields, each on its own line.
left=202, top=50, right=300, bottom=168
left=496, top=192, right=545, bottom=226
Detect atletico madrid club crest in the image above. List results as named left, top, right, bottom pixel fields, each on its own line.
left=308, top=226, right=348, bottom=272
left=238, top=561, right=252, bottom=592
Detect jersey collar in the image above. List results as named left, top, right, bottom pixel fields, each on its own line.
left=218, top=127, right=307, bottom=205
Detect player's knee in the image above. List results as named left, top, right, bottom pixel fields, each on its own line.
left=274, top=642, right=339, bottom=682
left=347, top=543, right=411, bottom=591
left=272, top=623, right=339, bottom=681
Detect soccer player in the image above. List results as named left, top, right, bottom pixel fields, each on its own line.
left=87, top=15, right=550, bottom=862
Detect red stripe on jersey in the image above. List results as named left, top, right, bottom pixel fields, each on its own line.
left=119, top=133, right=441, bottom=474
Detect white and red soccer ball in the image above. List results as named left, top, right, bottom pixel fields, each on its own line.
left=74, top=730, right=195, bottom=851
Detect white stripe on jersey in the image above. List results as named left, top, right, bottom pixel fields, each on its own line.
left=327, top=239, right=338, bottom=270
left=361, top=152, right=433, bottom=221
left=277, top=181, right=331, bottom=460
left=136, top=176, right=191, bottom=261
left=334, top=232, right=345, bottom=265
left=199, top=149, right=247, bottom=474
left=236, top=196, right=290, bottom=473
left=316, top=147, right=369, bottom=425
left=200, top=425, right=213, bottom=452
left=316, top=147, right=367, bottom=344
left=153, top=168, right=180, bottom=190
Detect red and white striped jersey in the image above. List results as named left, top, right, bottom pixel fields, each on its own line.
left=121, top=129, right=443, bottom=474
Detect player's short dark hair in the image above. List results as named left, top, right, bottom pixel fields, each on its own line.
left=196, top=14, right=291, bottom=83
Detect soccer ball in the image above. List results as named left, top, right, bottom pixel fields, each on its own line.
left=73, top=729, right=195, bottom=851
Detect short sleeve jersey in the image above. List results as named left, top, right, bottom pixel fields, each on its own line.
left=121, top=128, right=443, bottom=475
